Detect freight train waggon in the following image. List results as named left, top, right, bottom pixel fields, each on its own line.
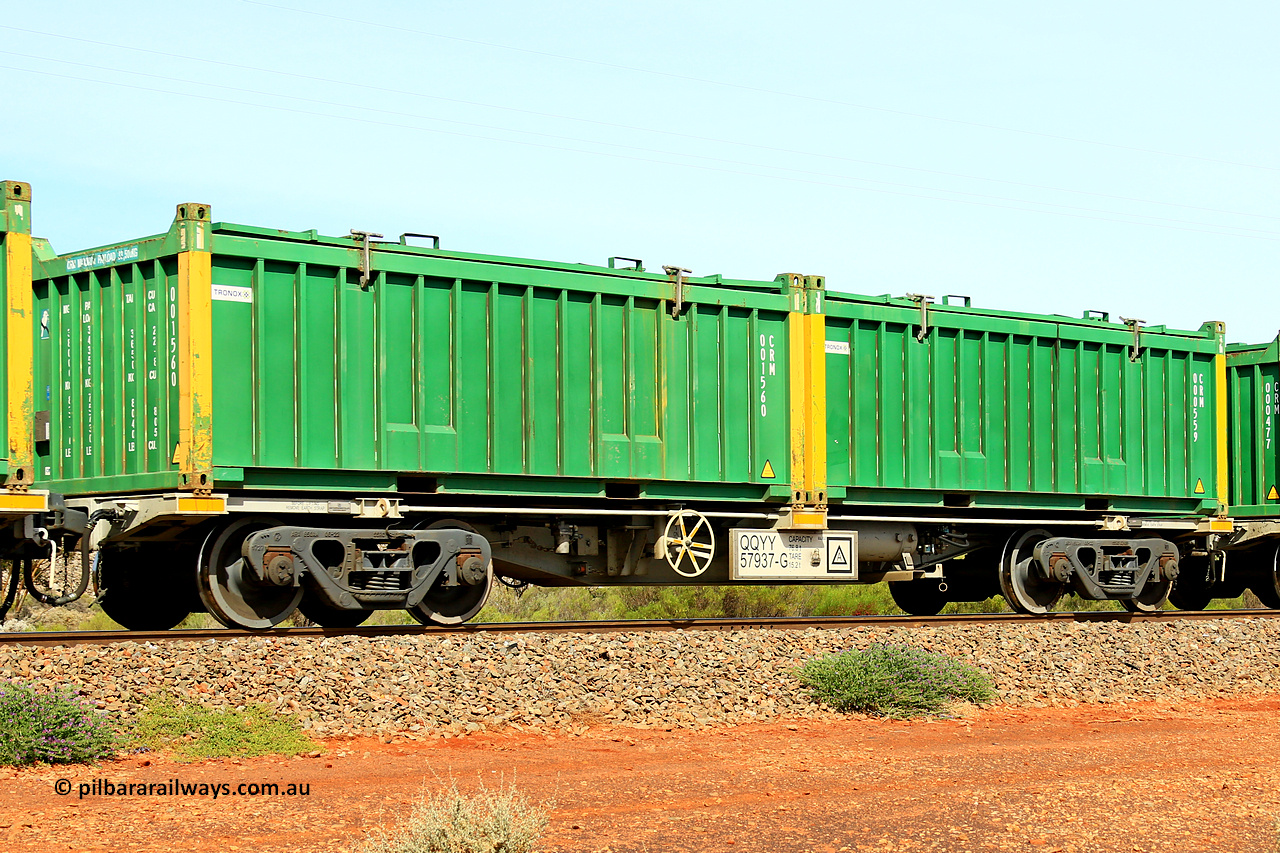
left=8, top=182, right=1279, bottom=629
left=1210, top=338, right=1280, bottom=609
left=0, top=182, right=55, bottom=620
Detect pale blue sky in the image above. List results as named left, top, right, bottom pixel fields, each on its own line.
left=4, top=0, right=1277, bottom=341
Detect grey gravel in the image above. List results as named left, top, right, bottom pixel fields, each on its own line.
left=2, top=619, right=1278, bottom=737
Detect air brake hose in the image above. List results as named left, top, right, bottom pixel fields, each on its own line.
left=22, top=509, right=118, bottom=607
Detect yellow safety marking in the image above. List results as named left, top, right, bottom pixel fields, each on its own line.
left=5, top=232, right=33, bottom=488
left=805, top=311, right=827, bottom=501
left=1207, top=519, right=1234, bottom=533
left=1269, top=485, right=1279, bottom=501
left=786, top=280, right=828, bottom=505
left=761, top=459, right=775, bottom=479
left=791, top=511, right=826, bottom=527
left=177, top=249, right=213, bottom=489
left=788, top=311, right=807, bottom=497
left=1214, top=340, right=1229, bottom=516
left=0, top=492, right=47, bottom=511
left=175, top=497, right=227, bottom=513
left=1194, top=478, right=1205, bottom=495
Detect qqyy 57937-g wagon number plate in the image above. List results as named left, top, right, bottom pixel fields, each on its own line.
left=729, top=529, right=857, bottom=581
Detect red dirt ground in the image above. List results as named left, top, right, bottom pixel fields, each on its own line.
left=3, top=697, right=1279, bottom=853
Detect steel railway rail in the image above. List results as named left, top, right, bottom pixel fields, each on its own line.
left=3, top=608, right=1278, bottom=648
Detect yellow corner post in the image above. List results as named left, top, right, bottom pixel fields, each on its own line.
left=787, top=274, right=828, bottom=508
left=3, top=181, right=34, bottom=491
left=1213, top=321, right=1228, bottom=517
left=175, top=203, right=214, bottom=493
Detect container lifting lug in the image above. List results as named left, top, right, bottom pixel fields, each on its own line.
left=350, top=230, right=383, bottom=289
left=664, top=265, right=691, bottom=319
left=906, top=293, right=934, bottom=342
left=1121, top=317, right=1144, bottom=363
left=399, top=232, right=440, bottom=249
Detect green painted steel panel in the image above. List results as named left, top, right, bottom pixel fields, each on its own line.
left=32, top=217, right=794, bottom=499
left=34, top=237, right=185, bottom=492
left=1227, top=338, right=1280, bottom=516
left=823, top=293, right=1222, bottom=513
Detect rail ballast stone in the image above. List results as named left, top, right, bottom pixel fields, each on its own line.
left=2, top=620, right=1277, bottom=737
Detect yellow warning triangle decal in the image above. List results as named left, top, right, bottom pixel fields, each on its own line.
left=1194, top=478, right=1206, bottom=495
left=1269, top=485, right=1279, bottom=501
left=761, top=459, right=776, bottom=479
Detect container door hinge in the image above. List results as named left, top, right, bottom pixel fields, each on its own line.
left=1121, top=317, right=1144, bottom=362
left=906, top=293, right=934, bottom=342
left=664, top=265, right=691, bottom=319
left=350, top=230, right=383, bottom=289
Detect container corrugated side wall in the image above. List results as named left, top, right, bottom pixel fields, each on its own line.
left=208, top=234, right=793, bottom=498
left=1227, top=338, right=1280, bottom=516
left=822, top=295, right=1224, bottom=514
left=34, top=234, right=186, bottom=493
left=34, top=213, right=795, bottom=500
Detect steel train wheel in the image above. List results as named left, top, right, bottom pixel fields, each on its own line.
left=1119, top=576, right=1171, bottom=613
left=1168, top=555, right=1214, bottom=611
left=298, top=591, right=372, bottom=629
left=197, top=518, right=302, bottom=630
left=999, top=529, right=1064, bottom=615
left=408, top=564, right=493, bottom=626
left=96, top=546, right=196, bottom=631
left=887, top=579, right=947, bottom=616
left=406, top=519, right=494, bottom=626
left=1251, top=544, right=1280, bottom=610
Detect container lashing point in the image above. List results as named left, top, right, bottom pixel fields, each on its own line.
left=350, top=230, right=383, bottom=288
left=664, top=265, right=691, bottom=319
left=1121, top=317, right=1144, bottom=362
left=906, top=293, right=934, bottom=342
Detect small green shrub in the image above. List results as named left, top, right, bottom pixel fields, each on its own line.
left=359, top=780, right=549, bottom=853
left=0, top=680, right=117, bottom=765
left=798, top=643, right=997, bottom=718
left=135, top=696, right=313, bottom=759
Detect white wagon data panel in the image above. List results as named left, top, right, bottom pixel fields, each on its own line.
left=729, top=529, right=858, bottom=581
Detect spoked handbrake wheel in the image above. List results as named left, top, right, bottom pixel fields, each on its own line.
left=660, top=510, right=715, bottom=578
left=197, top=517, right=302, bottom=630
left=999, top=529, right=1064, bottom=615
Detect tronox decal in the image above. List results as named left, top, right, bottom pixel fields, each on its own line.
left=211, top=284, right=253, bottom=303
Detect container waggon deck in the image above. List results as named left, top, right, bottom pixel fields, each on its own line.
left=16, top=196, right=1242, bottom=628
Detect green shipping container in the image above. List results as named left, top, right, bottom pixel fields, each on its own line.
left=821, top=293, right=1226, bottom=516
left=1226, top=337, right=1280, bottom=517
left=32, top=204, right=797, bottom=501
